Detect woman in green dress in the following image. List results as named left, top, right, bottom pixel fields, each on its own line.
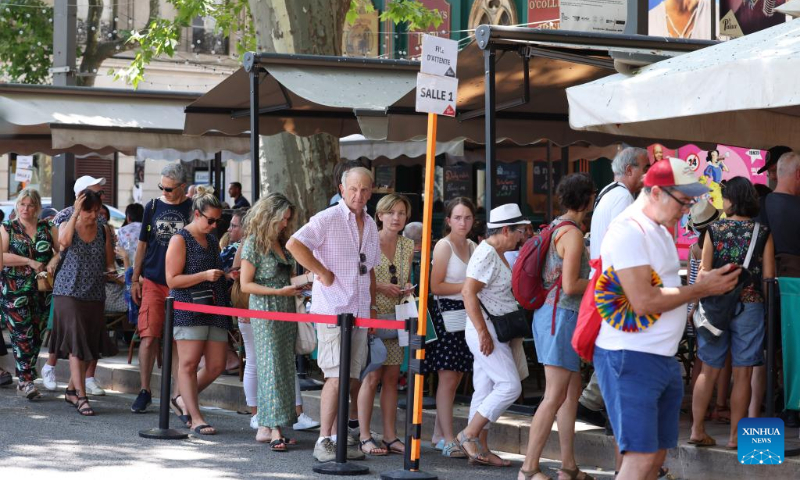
left=239, top=193, right=302, bottom=452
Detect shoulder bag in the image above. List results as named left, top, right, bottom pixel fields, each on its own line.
left=694, top=222, right=759, bottom=341
left=477, top=298, right=530, bottom=343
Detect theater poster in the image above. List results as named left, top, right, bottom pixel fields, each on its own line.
left=662, top=144, right=768, bottom=260
left=719, top=0, right=788, bottom=38
left=648, top=0, right=713, bottom=39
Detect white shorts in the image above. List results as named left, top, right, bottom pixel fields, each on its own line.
left=316, top=323, right=368, bottom=379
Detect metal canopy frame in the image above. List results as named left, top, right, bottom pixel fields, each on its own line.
left=473, top=24, right=717, bottom=214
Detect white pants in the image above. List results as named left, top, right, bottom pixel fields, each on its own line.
left=465, top=322, right=522, bottom=425
left=239, top=320, right=258, bottom=407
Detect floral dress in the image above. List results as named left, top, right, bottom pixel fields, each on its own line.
left=241, top=237, right=297, bottom=428
left=2, top=220, right=54, bottom=381
left=708, top=219, right=770, bottom=303
left=375, top=236, right=414, bottom=366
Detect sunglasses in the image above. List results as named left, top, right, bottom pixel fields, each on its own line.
left=389, top=264, right=398, bottom=285
left=199, top=211, right=221, bottom=225
left=359, top=253, right=367, bottom=276
left=158, top=183, right=183, bottom=193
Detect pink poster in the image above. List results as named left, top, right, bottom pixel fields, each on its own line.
left=648, top=144, right=767, bottom=260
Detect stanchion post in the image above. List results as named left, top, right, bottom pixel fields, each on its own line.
left=766, top=279, right=777, bottom=418
left=313, top=313, right=369, bottom=476
left=140, top=297, right=188, bottom=440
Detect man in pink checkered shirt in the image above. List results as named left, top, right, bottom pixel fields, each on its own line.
left=287, top=166, right=379, bottom=462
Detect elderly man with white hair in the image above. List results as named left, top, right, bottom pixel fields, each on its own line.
left=287, top=166, right=379, bottom=463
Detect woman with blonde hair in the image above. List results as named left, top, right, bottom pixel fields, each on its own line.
left=165, top=191, right=230, bottom=434
left=239, top=193, right=302, bottom=451
left=357, top=193, right=414, bottom=456
left=1, top=187, right=59, bottom=399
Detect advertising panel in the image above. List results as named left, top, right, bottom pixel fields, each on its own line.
left=560, top=0, right=627, bottom=33
left=648, top=0, right=713, bottom=39
left=719, top=0, right=787, bottom=38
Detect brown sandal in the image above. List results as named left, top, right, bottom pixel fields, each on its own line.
left=687, top=434, right=717, bottom=447
left=559, top=467, right=595, bottom=480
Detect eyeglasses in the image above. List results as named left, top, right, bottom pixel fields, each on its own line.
left=359, top=253, right=367, bottom=276
left=389, top=264, right=398, bottom=285
left=199, top=211, right=221, bottom=225
left=158, top=183, right=183, bottom=193
left=662, top=188, right=697, bottom=209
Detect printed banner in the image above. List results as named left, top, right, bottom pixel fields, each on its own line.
left=719, top=0, right=787, bottom=38
left=648, top=0, right=713, bottom=39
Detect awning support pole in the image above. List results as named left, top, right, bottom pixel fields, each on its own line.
left=249, top=68, right=261, bottom=203
left=484, top=48, right=497, bottom=213
left=546, top=143, right=553, bottom=222
left=214, top=152, right=223, bottom=201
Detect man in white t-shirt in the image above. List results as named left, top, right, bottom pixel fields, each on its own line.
left=595, top=158, right=741, bottom=480
left=579, top=147, right=650, bottom=426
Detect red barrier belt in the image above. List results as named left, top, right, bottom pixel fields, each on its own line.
left=173, top=301, right=405, bottom=330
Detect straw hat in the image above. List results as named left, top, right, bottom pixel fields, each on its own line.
left=687, top=198, right=719, bottom=231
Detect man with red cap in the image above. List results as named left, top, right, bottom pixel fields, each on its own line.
left=593, top=158, right=743, bottom=480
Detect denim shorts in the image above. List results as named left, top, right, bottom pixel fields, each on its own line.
left=173, top=325, right=229, bottom=342
left=532, top=303, right=580, bottom=372
left=594, top=347, right=683, bottom=454
left=697, top=302, right=765, bottom=369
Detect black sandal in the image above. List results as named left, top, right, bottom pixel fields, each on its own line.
left=170, top=395, right=191, bottom=427
left=270, top=438, right=288, bottom=452
left=76, top=396, right=95, bottom=416
left=65, top=388, right=78, bottom=407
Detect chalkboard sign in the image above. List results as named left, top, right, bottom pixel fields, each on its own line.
left=532, top=161, right=562, bottom=194
left=444, top=165, right=472, bottom=201
left=492, top=162, right=522, bottom=205
left=375, top=166, right=395, bottom=190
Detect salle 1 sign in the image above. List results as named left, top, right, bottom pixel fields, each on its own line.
left=415, top=72, right=457, bottom=117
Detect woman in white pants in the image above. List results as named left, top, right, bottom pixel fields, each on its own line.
left=458, top=204, right=529, bottom=467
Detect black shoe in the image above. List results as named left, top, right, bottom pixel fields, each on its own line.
left=604, top=417, right=614, bottom=437
left=576, top=403, right=606, bottom=427
left=131, top=389, right=152, bottom=413
left=0, top=369, right=12, bottom=386
left=780, top=409, right=800, bottom=428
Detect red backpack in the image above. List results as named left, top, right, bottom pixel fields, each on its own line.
left=512, top=220, right=577, bottom=332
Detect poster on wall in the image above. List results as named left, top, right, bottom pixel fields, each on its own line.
left=719, top=0, right=787, bottom=38
left=651, top=144, right=768, bottom=259
left=560, top=0, right=627, bottom=33
left=342, top=2, right=380, bottom=57
left=528, top=0, right=561, bottom=29
left=648, top=0, right=713, bottom=39
left=407, top=0, right=451, bottom=60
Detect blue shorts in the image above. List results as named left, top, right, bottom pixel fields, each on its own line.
left=532, top=303, right=580, bottom=372
left=697, top=302, right=765, bottom=369
left=594, top=347, right=683, bottom=454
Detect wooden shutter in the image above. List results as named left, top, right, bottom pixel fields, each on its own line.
left=74, top=155, right=117, bottom=207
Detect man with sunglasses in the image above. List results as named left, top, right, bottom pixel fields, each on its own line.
left=593, top=158, right=742, bottom=480
left=129, top=163, right=193, bottom=413
left=287, top=166, right=379, bottom=462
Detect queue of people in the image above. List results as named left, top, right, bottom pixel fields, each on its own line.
left=1, top=148, right=796, bottom=478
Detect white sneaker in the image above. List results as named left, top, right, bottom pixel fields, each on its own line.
left=313, top=438, right=336, bottom=462
left=85, top=377, right=106, bottom=396
left=250, top=414, right=258, bottom=430
left=293, top=413, right=320, bottom=431
left=41, top=366, right=57, bottom=391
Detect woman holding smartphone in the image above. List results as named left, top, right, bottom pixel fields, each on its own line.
left=51, top=189, right=118, bottom=415
left=357, top=194, right=414, bottom=456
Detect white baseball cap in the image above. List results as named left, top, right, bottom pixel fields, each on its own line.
left=73, top=175, right=106, bottom=196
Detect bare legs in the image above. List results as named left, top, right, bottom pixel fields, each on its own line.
left=690, top=362, right=722, bottom=443
left=617, top=450, right=666, bottom=480
left=138, top=336, right=158, bottom=392
left=728, top=366, right=753, bottom=448
left=176, top=339, right=227, bottom=433
left=749, top=365, right=766, bottom=418
left=435, top=370, right=463, bottom=445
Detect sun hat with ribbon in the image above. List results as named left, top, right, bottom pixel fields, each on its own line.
left=486, top=204, right=531, bottom=229
left=644, top=157, right=709, bottom=197
left=687, top=198, right=720, bottom=231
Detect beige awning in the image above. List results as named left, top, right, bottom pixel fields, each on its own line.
left=0, top=84, right=249, bottom=156
left=183, top=41, right=707, bottom=148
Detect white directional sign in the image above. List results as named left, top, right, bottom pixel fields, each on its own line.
left=415, top=73, right=458, bottom=117
left=16, top=155, right=33, bottom=169
left=14, top=168, right=32, bottom=183
left=420, top=35, right=458, bottom=78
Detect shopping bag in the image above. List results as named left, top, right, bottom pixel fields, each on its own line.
left=572, top=258, right=603, bottom=362
left=395, top=295, right=437, bottom=347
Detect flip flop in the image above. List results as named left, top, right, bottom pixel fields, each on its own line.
left=192, top=424, right=216, bottom=435
left=270, top=438, right=288, bottom=452
left=687, top=434, right=716, bottom=447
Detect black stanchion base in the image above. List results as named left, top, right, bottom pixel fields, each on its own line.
left=381, top=469, right=438, bottom=480
left=313, top=461, right=370, bottom=476
left=785, top=447, right=800, bottom=458
left=138, top=428, right=189, bottom=440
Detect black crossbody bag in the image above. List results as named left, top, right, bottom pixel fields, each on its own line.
left=478, top=298, right=530, bottom=343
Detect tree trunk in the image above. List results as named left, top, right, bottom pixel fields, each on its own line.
left=247, top=0, right=351, bottom=223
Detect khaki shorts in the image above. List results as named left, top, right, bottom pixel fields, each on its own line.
left=316, top=323, right=368, bottom=379
left=137, top=279, right=169, bottom=338
left=174, top=325, right=229, bottom=342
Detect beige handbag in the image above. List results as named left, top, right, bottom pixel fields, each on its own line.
left=295, top=321, right=317, bottom=355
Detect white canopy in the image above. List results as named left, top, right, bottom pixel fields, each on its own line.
left=566, top=19, right=800, bottom=151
